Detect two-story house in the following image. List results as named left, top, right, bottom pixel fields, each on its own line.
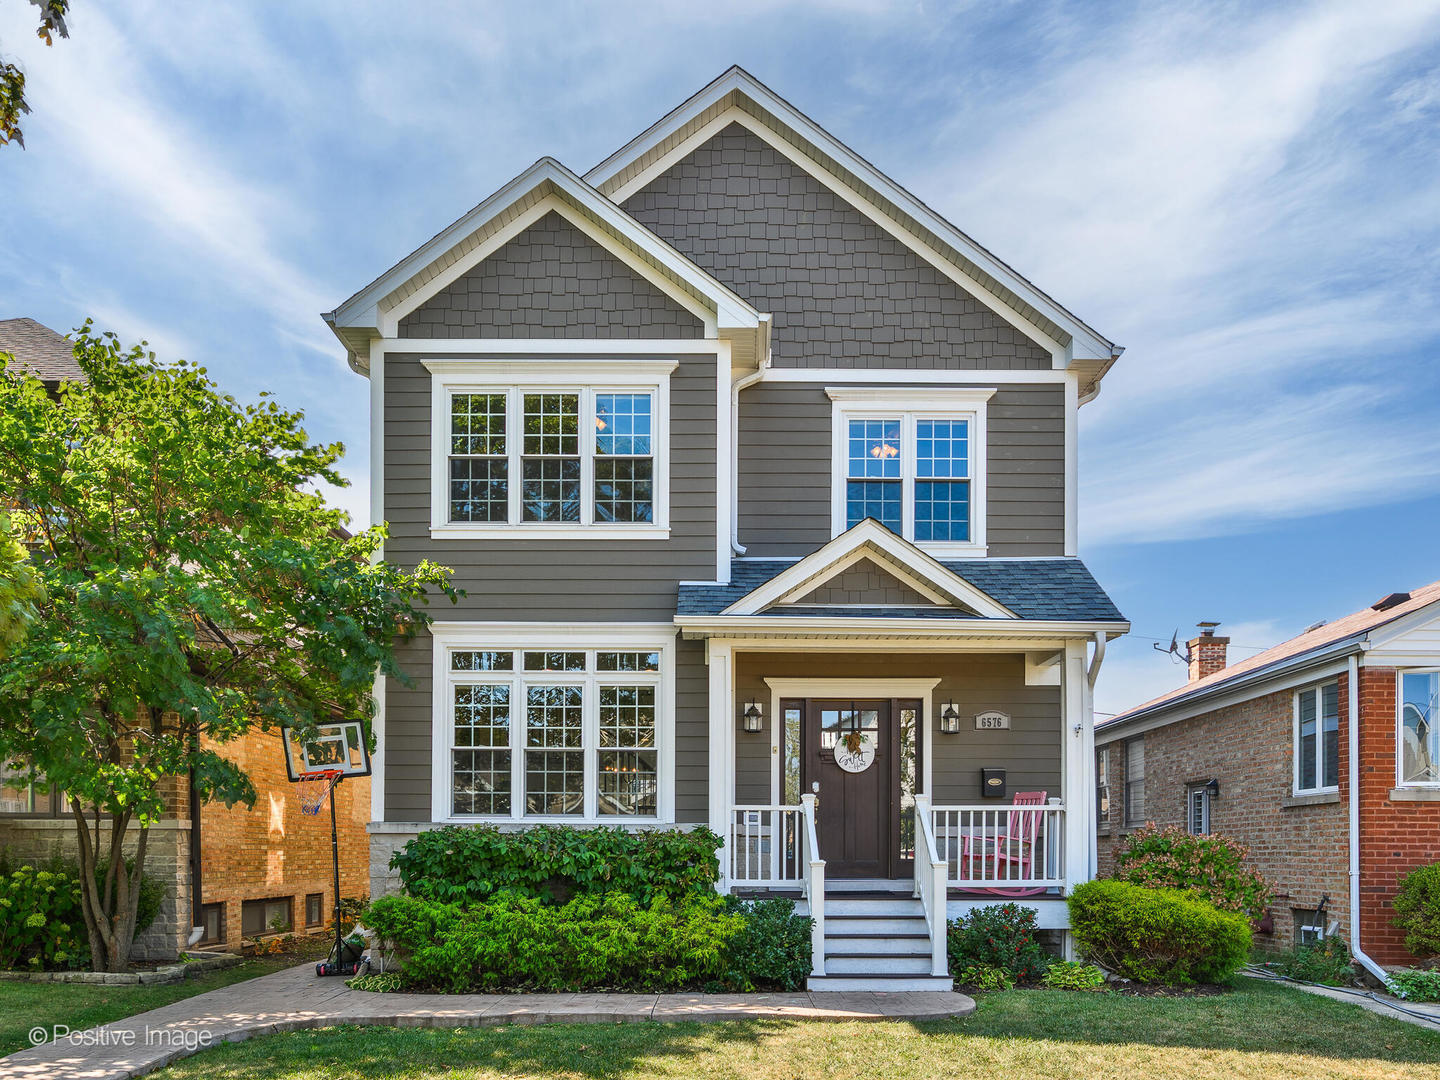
left=326, top=68, right=1127, bottom=990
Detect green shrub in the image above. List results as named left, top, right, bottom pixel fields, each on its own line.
left=347, top=971, right=404, bottom=993
left=1261, top=938, right=1355, bottom=985
left=720, top=897, right=812, bottom=991
left=1385, top=968, right=1440, bottom=1002
left=957, top=964, right=1014, bottom=992
left=1069, top=879, right=1250, bottom=985
left=364, top=892, right=744, bottom=993
left=1392, top=863, right=1440, bottom=959
left=946, top=903, right=1051, bottom=983
left=391, top=824, right=722, bottom=906
left=1041, top=959, right=1107, bottom=991
left=1114, top=826, right=1271, bottom=921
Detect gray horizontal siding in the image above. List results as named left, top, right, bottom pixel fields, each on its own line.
left=623, top=123, right=1051, bottom=370
left=737, top=382, right=1064, bottom=557
left=399, top=210, right=703, bottom=340
left=733, top=652, right=1060, bottom=806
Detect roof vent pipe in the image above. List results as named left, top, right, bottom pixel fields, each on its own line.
left=1371, top=592, right=1411, bottom=612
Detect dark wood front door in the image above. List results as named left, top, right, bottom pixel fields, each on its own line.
left=805, top=699, right=890, bottom=878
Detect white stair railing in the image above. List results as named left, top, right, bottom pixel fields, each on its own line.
left=913, top=793, right=948, bottom=977
left=727, top=805, right=806, bottom=887
left=800, top=792, right=825, bottom=978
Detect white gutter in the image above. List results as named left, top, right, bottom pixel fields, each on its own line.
left=729, top=336, right=771, bottom=556
left=1086, top=630, right=1107, bottom=689
left=1348, top=650, right=1387, bottom=982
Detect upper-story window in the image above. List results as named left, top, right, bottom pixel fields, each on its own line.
left=1399, top=670, right=1439, bottom=787
left=828, top=388, right=992, bottom=556
left=1294, top=681, right=1339, bottom=794
left=425, top=360, right=674, bottom=540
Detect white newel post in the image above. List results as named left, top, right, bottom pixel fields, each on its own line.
left=707, top=640, right=734, bottom=891
left=1062, top=640, right=1089, bottom=898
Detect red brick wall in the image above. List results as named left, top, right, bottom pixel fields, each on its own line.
left=1097, top=681, right=1350, bottom=953
left=195, top=730, right=370, bottom=950
left=1357, top=666, right=1440, bottom=965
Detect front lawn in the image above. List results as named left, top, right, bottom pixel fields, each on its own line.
left=0, top=956, right=303, bottom=1057
left=152, top=978, right=1440, bottom=1080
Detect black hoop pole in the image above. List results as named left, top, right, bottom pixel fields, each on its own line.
left=329, top=775, right=343, bottom=972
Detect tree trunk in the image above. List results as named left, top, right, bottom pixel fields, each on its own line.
left=69, top=802, right=147, bottom=973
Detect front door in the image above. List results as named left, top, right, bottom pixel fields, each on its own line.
left=805, top=699, right=890, bottom=878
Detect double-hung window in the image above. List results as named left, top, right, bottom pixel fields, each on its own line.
left=436, top=630, right=672, bottom=822
left=1399, top=670, right=1440, bottom=787
left=1124, top=739, right=1146, bottom=827
left=427, top=360, right=672, bottom=538
left=1096, top=747, right=1111, bottom=828
left=829, top=388, right=991, bottom=555
left=1186, top=783, right=1212, bottom=835
left=1294, top=682, right=1339, bottom=794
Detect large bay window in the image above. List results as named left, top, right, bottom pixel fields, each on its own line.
left=1399, top=671, right=1439, bottom=787
left=426, top=360, right=672, bottom=539
left=1294, top=682, right=1339, bottom=794
left=434, top=627, right=673, bottom=822
left=828, top=387, right=991, bottom=556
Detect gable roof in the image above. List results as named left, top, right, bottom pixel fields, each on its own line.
left=585, top=66, right=1122, bottom=394
left=0, top=318, right=82, bottom=383
left=325, top=156, right=764, bottom=373
left=1100, top=579, right=1440, bottom=736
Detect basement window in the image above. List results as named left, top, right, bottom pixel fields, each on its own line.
left=241, top=897, right=292, bottom=938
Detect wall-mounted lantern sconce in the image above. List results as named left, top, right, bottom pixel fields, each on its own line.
left=939, top=702, right=962, bottom=734
left=741, top=700, right=764, bottom=733
left=1204, top=778, right=1220, bottom=800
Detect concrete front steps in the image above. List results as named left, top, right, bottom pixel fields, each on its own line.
left=804, top=885, right=953, bottom=992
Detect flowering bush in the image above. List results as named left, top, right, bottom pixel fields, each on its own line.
left=0, top=863, right=87, bottom=970
left=1114, top=826, right=1271, bottom=921
left=946, top=903, right=1052, bottom=983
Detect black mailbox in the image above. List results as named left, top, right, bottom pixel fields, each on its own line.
left=981, top=768, right=1007, bottom=799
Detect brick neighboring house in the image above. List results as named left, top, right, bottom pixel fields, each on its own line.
left=0, top=318, right=371, bottom=959
left=1095, top=583, right=1440, bottom=973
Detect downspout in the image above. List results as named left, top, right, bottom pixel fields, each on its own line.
left=729, top=326, right=772, bottom=556
left=1348, top=651, right=1387, bottom=982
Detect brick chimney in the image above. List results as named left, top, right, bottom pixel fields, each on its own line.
left=1187, top=622, right=1229, bottom=682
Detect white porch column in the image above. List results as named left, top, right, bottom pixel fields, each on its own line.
left=1061, top=640, right=1090, bottom=893
left=706, top=639, right=735, bottom=890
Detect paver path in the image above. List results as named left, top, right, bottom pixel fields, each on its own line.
left=0, top=962, right=976, bottom=1080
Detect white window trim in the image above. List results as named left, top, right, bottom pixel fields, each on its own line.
left=827, top=387, right=993, bottom=557
left=1397, top=668, right=1440, bottom=789
left=424, top=359, right=675, bottom=540
left=1293, top=682, right=1341, bottom=796
left=430, top=623, right=676, bottom=825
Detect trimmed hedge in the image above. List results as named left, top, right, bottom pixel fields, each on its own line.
left=391, top=824, right=722, bottom=906
left=365, top=892, right=813, bottom=993
left=1069, top=880, right=1250, bottom=985
left=1393, top=862, right=1440, bottom=959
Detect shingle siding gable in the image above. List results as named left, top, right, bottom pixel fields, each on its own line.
left=399, top=210, right=704, bottom=339
left=622, top=123, right=1051, bottom=369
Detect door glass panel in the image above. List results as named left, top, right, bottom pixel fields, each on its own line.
left=898, top=704, right=917, bottom=861
left=782, top=704, right=802, bottom=804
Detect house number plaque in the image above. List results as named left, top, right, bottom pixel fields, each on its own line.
left=974, top=711, right=1011, bottom=730
left=833, top=733, right=877, bottom=773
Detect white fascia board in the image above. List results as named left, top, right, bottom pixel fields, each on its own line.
left=762, top=367, right=1071, bottom=384
left=382, top=338, right=723, bottom=356
left=585, top=68, right=1115, bottom=361
left=675, top=615, right=1127, bottom=640
left=1357, top=599, right=1440, bottom=659
left=720, top=519, right=1015, bottom=619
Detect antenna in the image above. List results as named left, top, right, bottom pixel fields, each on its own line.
left=1153, top=629, right=1189, bottom=664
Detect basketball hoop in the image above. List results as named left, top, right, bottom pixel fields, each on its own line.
left=297, top=770, right=342, bottom=816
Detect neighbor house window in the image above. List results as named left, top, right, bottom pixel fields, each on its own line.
left=241, top=897, right=292, bottom=938
left=1124, top=739, right=1146, bottom=827
left=1400, top=670, right=1440, bottom=786
left=1294, top=907, right=1327, bottom=946
left=426, top=360, right=673, bottom=538
left=1294, top=682, right=1340, bottom=794
left=197, top=902, right=225, bottom=945
left=438, top=633, right=672, bottom=822
left=1186, top=783, right=1211, bottom=835
left=305, top=893, right=324, bottom=927
left=1096, top=747, right=1111, bottom=828
left=828, top=388, right=992, bottom=554
left=0, top=763, right=61, bottom=817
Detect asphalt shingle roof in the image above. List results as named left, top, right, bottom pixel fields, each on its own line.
left=677, top=558, right=1124, bottom=622
left=0, top=318, right=82, bottom=383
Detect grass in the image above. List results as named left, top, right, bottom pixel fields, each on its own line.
left=149, top=978, right=1440, bottom=1080
left=0, top=955, right=303, bottom=1057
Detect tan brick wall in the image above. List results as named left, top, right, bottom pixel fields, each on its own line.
left=1098, top=680, right=1350, bottom=954
left=197, top=729, right=370, bottom=950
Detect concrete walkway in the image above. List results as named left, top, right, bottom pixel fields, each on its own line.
left=1246, top=967, right=1440, bottom=1032
left=0, top=962, right=976, bottom=1080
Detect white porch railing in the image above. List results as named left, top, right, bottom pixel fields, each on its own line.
left=912, top=794, right=948, bottom=977
left=725, top=798, right=825, bottom=978
left=931, top=803, right=1066, bottom=891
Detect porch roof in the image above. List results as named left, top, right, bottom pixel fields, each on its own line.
left=679, top=558, right=1124, bottom=623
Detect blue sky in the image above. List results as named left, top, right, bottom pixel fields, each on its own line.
left=2, top=1, right=1439, bottom=716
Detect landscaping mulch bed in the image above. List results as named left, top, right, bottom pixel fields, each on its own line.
left=1109, top=981, right=1231, bottom=997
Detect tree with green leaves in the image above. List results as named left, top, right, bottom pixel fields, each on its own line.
left=0, top=326, right=454, bottom=971
left=1, top=1, right=70, bottom=148
left=0, top=512, right=43, bottom=654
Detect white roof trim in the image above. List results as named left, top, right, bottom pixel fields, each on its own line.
left=773, top=548, right=953, bottom=608
left=326, top=156, right=761, bottom=337
left=585, top=66, right=1116, bottom=362
left=720, top=519, right=1016, bottom=619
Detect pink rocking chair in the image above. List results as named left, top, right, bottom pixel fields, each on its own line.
left=959, top=790, right=1048, bottom=897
